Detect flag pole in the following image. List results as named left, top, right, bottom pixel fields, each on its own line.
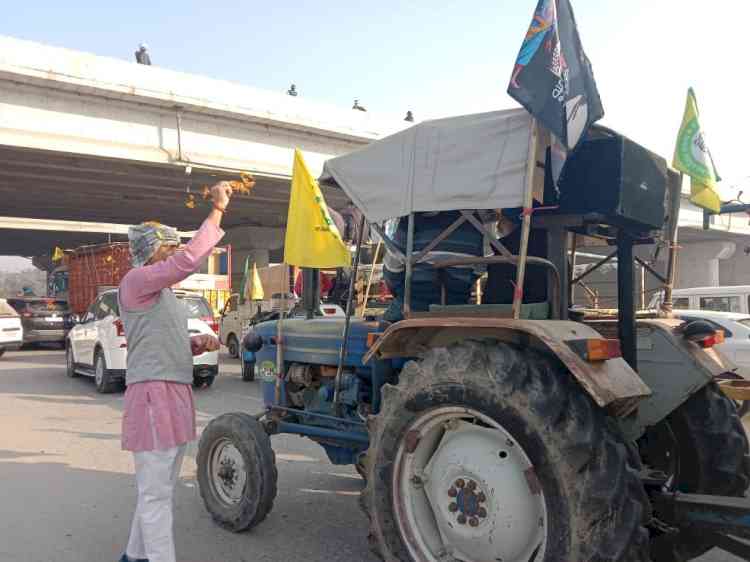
left=512, top=118, right=538, bottom=319
left=274, top=263, right=287, bottom=405
left=661, top=171, right=683, bottom=317
left=360, top=239, right=382, bottom=316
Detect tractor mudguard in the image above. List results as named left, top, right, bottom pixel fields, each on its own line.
left=363, top=317, right=651, bottom=417
left=617, top=318, right=732, bottom=441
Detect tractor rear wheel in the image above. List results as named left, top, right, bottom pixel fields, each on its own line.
left=640, top=382, right=750, bottom=561
left=362, top=341, right=651, bottom=562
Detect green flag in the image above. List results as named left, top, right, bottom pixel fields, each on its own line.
left=673, top=88, right=721, bottom=213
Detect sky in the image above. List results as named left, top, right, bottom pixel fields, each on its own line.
left=1, top=0, right=748, bottom=266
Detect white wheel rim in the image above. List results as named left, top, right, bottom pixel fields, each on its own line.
left=393, top=406, right=547, bottom=562
left=95, top=357, right=103, bottom=385
left=209, top=438, right=247, bottom=505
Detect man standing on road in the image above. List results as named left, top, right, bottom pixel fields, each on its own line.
left=117, top=182, right=231, bottom=562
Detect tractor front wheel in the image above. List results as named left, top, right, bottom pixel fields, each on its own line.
left=362, top=341, right=651, bottom=562
left=197, top=413, right=277, bottom=532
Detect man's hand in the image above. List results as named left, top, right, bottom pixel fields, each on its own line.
left=191, top=334, right=221, bottom=356
left=210, top=181, right=233, bottom=210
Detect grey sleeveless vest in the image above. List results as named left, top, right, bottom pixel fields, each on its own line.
left=118, top=288, right=193, bottom=385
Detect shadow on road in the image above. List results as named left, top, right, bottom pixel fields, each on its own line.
left=0, top=456, right=375, bottom=562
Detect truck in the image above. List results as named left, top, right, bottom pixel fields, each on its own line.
left=57, top=242, right=231, bottom=323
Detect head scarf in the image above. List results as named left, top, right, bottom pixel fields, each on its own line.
left=128, top=221, right=180, bottom=267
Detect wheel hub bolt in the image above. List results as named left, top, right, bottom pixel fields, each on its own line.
left=448, top=502, right=458, bottom=513
left=467, top=479, right=477, bottom=491
left=455, top=478, right=465, bottom=488
left=477, top=492, right=486, bottom=503
left=448, top=487, right=458, bottom=497
left=469, top=517, right=480, bottom=527
left=477, top=507, right=487, bottom=518
left=457, top=514, right=467, bottom=525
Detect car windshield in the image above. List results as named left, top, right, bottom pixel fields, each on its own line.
left=0, top=300, right=18, bottom=317
left=178, top=296, right=212, bottom=319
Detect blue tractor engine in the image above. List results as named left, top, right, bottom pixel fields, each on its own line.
left=245, top=317, right=387, bottom=467
left=285, top=364, right=366, bottom=422
left=279, top=363, right=370, bottom=466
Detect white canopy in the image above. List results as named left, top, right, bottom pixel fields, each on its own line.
left=319, top=108, right=536, bottom=223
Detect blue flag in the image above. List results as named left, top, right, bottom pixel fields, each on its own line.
left=508, top=0, right=603, bottom=150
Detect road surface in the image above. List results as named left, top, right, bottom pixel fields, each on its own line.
left=0, top=349, right=744, bottom=562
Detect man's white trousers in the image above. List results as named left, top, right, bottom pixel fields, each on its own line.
left=126, top=445, right=186, bottom=562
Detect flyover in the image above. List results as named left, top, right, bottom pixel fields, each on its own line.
left=2, top=35, right=750, bottom=293
left=0, top=35, right=404, bottom=284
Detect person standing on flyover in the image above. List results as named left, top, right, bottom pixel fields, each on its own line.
left=117, top=181, right=232, bottom=562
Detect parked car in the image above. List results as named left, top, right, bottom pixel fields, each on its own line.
left=0, top=298, right=23, bottom=357
left=672, top=309, right=750, bottom=379
left=66, top=289, right=219, bottom=393
left=6, top=297, right=69, bottom=347
left=649, top=285, right=750, bottom=314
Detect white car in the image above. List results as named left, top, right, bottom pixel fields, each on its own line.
left=0, top=298, right=23, bottom=357
left=66, top=289, right=219, bottom=393
left=673, top=310, right=750, bottom=379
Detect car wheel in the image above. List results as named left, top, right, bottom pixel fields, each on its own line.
left=65, top=343, right=79, bottom=378
left=194, top=375, right=215, bottom=389
left=94, top=349, right=118, bottom=393
left=227, top=335, right=239, bottom=359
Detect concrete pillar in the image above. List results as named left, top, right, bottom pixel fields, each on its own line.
left=231, top=249, right=270, bottom=294
left=223, top=225, right=285, bottom=293
left=674, top=241, right=735, bottom=288
left=719, top=245, right=750, bottom=286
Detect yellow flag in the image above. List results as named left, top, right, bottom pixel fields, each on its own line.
left=284, top=149, right=351, bottom=268
left=250, top=262, right=265, bottom=301
left=51, top=247, right=64, bottom=262
left=673, top=88, right=721, bottom=213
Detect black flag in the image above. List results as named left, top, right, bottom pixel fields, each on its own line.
left=507, top=0, right=603, bottom=150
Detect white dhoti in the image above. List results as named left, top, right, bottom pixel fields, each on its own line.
left=126, top=445, right=186, bottom=562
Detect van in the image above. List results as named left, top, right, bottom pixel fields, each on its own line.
left=648, top=286, right=750, bottom=314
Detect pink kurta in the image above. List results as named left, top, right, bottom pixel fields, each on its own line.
left=119, top=220, right=224, bottom=452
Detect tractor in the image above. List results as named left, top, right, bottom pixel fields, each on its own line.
left=197, top=109, right=750, bottom=561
